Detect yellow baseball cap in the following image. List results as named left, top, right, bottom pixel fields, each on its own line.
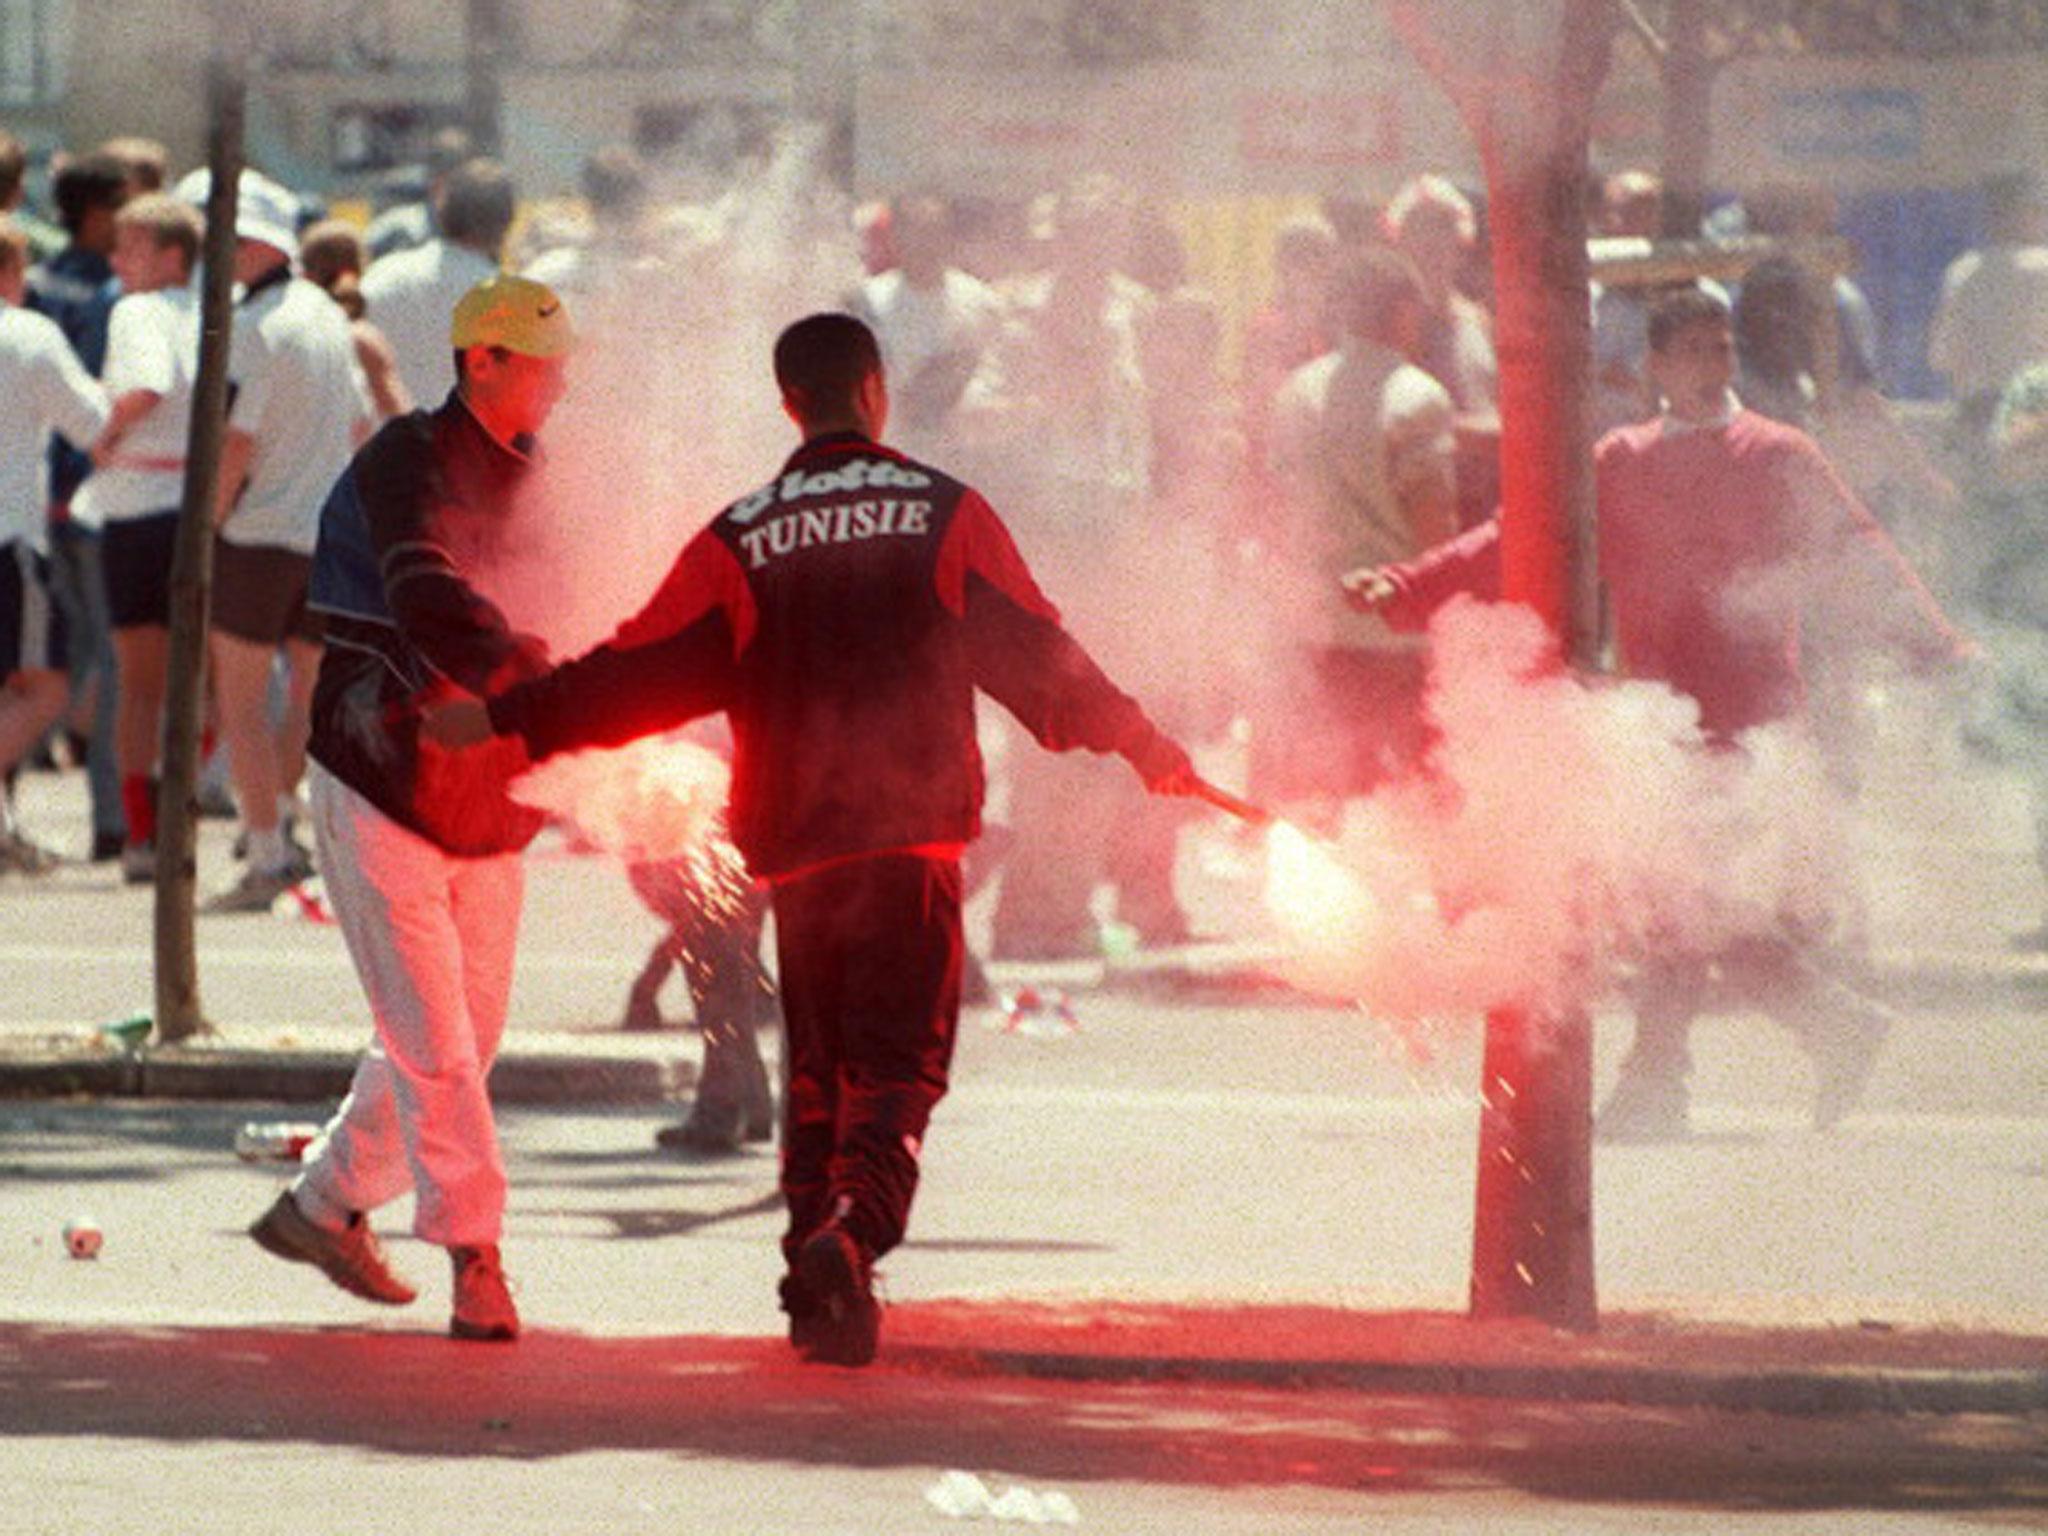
left=450, top=274, right=575, bottom=359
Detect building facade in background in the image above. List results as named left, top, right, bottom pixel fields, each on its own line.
left=8, top=0, right=2048, bottom=394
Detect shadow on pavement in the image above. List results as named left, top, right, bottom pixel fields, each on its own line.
left=0, top=1321, right=2041, bottom=1510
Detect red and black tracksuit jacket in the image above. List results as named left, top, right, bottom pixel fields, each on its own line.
left=487, top=431, right=1178, bottom=880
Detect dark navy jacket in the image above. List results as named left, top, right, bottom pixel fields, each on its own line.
left=307, top=393, right=552, bottom=855
left=27, top=246, right=119, bottom=508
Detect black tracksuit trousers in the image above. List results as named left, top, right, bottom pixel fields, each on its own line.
left=773, top=852, right=964, bottom=1267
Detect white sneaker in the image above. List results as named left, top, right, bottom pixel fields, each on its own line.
left=119, top=841, right=156, bottom=886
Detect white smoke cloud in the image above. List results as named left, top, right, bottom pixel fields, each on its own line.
left=487, top=124, right=862, bottom=660
left=1265, top=599, right=1857, bottom=1025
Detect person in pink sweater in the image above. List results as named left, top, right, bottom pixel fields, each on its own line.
left=1350, top=286, right=1967, bottom=1140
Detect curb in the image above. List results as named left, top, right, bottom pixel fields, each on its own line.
left=0, top=1045, right=695, bottom=1105
left=888, top=1345, right=2048, bottom=1415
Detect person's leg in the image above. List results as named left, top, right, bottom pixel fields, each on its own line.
left=1600, top=953, right=1704, bottom=1141
left=289, top=769, right=444, bottom=1227
left=1103, top=774, right=1191, bottom=947
left=787, top=855, right=963, bottom=1367
left=1754, top=933, right=1891, bottom=1132
left=0, top=668, right=67, bottom=789
left=109, top=626, right=168, bottom=846
left=73, top=530, right=123, bottom=854
left=773, top=875, right=843, bottom=1270
left=820, top=855, right=965, bottom=1264
left=208, top=630, right=288, bottom=864
left=448, top=841, right=524, bottom=1170
left=275, top=633, right=320, bottom=822
left=669, top=880, right=776, bottom=1148
left=0, top=544, right=70, bottom=864
left=441, top=831, right=525, bottom=1341
left=255, top=768, right=423, bottom=1308
left=990, top=750, right=1112, bottom=959
left=296, top=769, right=508, bottom=1248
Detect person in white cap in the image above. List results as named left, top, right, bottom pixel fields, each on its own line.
left=248, top=274, right=573, bottom=1343
left=174, top=167, right=362, bottom=912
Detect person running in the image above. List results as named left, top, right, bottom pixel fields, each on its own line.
left=425, top=312, right=1198, bottom=1365
left=247, top=275, right=574, bottom=1342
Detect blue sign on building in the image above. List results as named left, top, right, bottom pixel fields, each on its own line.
left=1773, top=88, right=1925, bottom=163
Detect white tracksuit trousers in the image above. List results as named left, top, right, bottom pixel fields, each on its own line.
left=292, top=765, right=523, bottom=1246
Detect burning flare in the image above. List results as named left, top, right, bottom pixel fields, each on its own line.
left=1262, top=820, right=1378, bottom=958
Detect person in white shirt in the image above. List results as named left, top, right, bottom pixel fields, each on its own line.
left=1929, top=171, right=2048, bottom=443
left=74, top=192, right=202, bottom=883
left=174, top=167, right=362, bottom=912
left=849, top=195, right=1005, bottom=462
left=0, top=219, right=110, bottom=870
left=298, top=218, right=412, bottom=432
left=1265, top=245, right=1458, bottom=812
left=360, top=158, right=514, bottom=408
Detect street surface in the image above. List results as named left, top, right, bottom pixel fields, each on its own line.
left=3, top=721, right=2047, bottom=1531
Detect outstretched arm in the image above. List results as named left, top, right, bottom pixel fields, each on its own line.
left=1343, top=516, right=1502, bottom=630
left=428, top=531, right=750, bottom=762
left=942, top=490, right=1194, bottom=793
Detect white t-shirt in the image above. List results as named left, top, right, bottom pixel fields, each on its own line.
left=1928, top=243, right=2048, bottom=402
left=360, top=238, right=497, bottom=408
left=73, top=283, right=200, bottom=527
left=223, top=275, right=360, bottom=554
left=0, top=304, right=110, bottom=551
left=1270, top=338, right=1457, bottom=647
left=858, top=267, right=1006, bottom=385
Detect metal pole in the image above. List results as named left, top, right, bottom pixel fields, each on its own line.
left=152, top=41, right=245, bottom=1045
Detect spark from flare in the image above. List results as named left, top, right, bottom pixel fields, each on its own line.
left=510, top=733, right=731, bottom=864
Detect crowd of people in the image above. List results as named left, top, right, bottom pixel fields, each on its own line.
left=2, top=116, right=2045, bottom=1349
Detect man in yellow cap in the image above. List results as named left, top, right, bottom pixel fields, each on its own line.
left=246, top=274, right=572, bottom=1342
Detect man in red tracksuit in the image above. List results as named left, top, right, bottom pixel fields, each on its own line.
left=427, top=312, right=1197, bottom=1364
left=1351, top=285, right=1966, bottom=1140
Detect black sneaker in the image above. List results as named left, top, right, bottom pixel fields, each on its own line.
left=795, top=1223, right=880, bottom=1367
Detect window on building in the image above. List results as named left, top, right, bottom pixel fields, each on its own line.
left=0, top=0, right=67, bottom=107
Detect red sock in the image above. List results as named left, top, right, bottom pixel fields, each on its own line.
left=121, top=775, right=157, bottom=846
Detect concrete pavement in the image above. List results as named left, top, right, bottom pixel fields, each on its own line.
left=3, top=758, right=2047, bottom=1428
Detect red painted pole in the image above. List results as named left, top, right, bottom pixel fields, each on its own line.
left=1391, top=0, right=1613, bottom=1333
